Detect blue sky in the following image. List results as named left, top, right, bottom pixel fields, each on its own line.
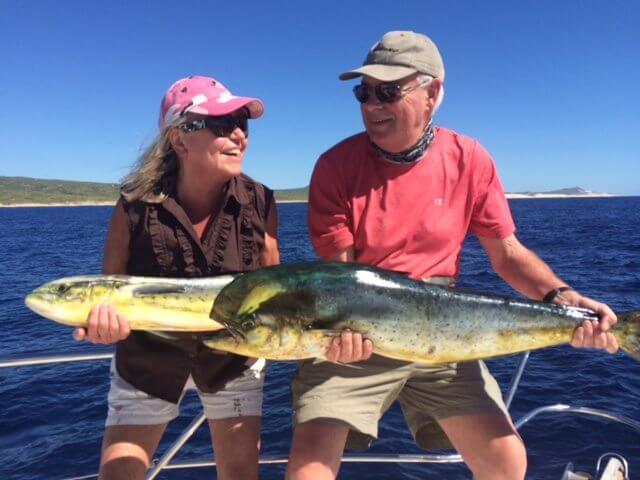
left=1, top=1, right=638, bottom=194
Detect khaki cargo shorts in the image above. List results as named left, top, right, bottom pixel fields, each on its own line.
left=291, top=355, right=509, bottom=450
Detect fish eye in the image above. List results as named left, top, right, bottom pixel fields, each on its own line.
left=241, top=319, right=255, bottom=330
left=55, top=285, right=68, bottom=294
left=241, top=314, right=257, bottom=331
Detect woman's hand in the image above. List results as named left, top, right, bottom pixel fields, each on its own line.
left=73, top=303, right=131, bottom=344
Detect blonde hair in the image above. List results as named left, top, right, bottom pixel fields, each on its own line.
left=120, top=117, right=189, bottom=203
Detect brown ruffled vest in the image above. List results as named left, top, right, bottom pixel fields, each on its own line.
left=115, top=174, right=273, bottom=403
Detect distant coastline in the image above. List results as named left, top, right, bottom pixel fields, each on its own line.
left=505, top=192, right=616, bottom=199
left=0, top=193, right=625, bottom=208
left=0, top=176, right=630, bottom=207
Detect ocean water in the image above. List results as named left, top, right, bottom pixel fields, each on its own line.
left=0, top=198, right=638, bottom=480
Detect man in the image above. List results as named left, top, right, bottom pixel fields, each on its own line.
left=285, top=31, right=618, bottom=480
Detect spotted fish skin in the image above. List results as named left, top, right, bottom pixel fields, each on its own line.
left=203, top=262, right=640, bottom=364
left=25, top=274, right=235, bottom=331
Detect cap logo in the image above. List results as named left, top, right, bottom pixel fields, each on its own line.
left=216, top=91, right=235, bottom=104
left=191, top=94, right=208, bottom=106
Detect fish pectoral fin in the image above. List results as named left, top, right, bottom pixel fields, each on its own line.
left=147, top=331, right=182, bottom=341
left=130, top=284, right=188, bottom=297
left=313, top=329, right=345, bottom=338
left=333, top=361, right=365, bottom=369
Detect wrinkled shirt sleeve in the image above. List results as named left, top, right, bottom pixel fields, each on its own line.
left=469, top=142, right=516, bottom=239
left=307, top=155, right=354, bottom=258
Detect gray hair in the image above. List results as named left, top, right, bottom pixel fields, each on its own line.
left=417, top=74, right=445, bottom=114
left=120, top=116, right=190, bottom=203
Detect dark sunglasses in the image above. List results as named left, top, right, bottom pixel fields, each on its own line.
left=180, top=114, right=249, bottom=138
left=353, top=77, right=430, bottom=104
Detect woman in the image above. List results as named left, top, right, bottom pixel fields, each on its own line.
left=73, top=75, right=279, bottom=480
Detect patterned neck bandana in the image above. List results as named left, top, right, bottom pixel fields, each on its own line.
left=371, top=122, right=436, bottom=164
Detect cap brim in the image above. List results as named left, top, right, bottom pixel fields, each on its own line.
left=188, top=97, right=264, bottom=119
left=339, top=65, right=419, bottom=82
left=238, top=98, right=264, bottom=119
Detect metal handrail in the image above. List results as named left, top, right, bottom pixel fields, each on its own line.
left=145, top=352, right=534, bottom=475
left=3, top=352, right=638, bottom=480
left=142, top=402, right=640, bottom=477
left=64, top=453, right=471, bottom=480
left=0, top=352, right=113, bottom=368
left=146, top=413, right=207, bottom=479
left=515, top=404, right=640, bottom=431
left=504, top=351, right=530, bottom=409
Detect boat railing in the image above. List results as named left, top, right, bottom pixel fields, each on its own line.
left=2, top=351, right=638, bottom=480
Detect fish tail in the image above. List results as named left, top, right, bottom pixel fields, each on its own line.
left=616, top=311, right=640, bottom=361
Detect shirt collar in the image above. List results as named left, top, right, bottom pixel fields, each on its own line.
left=225, top=176, right=251, bottom=206
left=155, top=174, right=250, bottom=207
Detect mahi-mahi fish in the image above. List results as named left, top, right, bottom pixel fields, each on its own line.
left=25, top=275, right=234, bottom=331
left=203, top=262, right=640, bottom=363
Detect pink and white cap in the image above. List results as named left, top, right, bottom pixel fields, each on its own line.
left=159, top=75, right=264, bottom=129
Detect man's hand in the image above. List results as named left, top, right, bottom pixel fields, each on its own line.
left=73, top=303, right=131, bottom=344
left=563, top=292, right=619, bottom=354
left=326, top=331, right=374, bottom=363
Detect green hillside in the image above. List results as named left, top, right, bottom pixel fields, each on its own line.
left=1, top=176, right=607, bottom=206
left=513, top=187, right=594, bottom=195
left=0, top=176, right=308, bottom=205
left=273, top=186, right=308, bottom=202
left=0, top=177, right=120, bottom=204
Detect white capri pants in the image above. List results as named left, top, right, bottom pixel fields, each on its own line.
left=105, top=358, right=265, bottom=426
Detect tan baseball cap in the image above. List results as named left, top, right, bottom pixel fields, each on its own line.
left=339, top=31, right=445, bottom=82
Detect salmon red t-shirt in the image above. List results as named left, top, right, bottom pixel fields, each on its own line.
left=307, top=127, right=516, bottom=280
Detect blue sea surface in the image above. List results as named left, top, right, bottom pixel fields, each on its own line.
left=0, top=198, right=639, bottom=479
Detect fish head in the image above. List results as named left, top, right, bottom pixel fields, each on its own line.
left=25, top=276, right=128, bottom=326
left=212, top=266, right=311, bottom=326
left=207, top=266, right=321, bottom=358
left=203, top=310, right=329, bottom=359
left=203, top=311, right=294, bottom=357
